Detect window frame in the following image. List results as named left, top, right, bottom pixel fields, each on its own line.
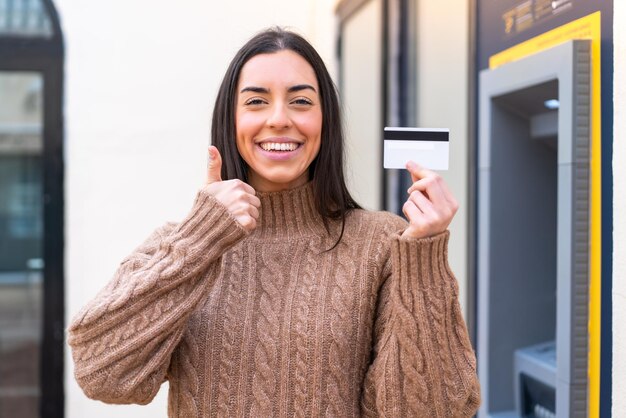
left=336, top=0, right=388, bottom=210
left=0, top=1, right=65, bottom=416
left=336, top=0, right=420, bottom=214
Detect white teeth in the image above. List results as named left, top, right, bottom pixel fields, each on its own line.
left=260, top=142, right=299, bottom=151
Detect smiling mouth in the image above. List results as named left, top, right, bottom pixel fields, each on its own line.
left=258, top=142, right=301, bottom=152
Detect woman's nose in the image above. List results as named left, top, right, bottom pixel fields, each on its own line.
left=266, top=103, right=291, bottom=129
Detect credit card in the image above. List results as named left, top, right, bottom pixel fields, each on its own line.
left=383, top=127, right=449, bottom=170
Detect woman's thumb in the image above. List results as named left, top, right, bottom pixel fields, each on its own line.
left=207, top=146, right=223, bottom=184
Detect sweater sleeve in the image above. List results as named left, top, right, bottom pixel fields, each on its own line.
left=361, top=230, right=481, bottom=417
left=67, top=189, right=247, bottom=405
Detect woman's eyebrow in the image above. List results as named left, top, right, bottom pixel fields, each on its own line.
left=240, top=86, right=269, bottom=94
left=239, top=84, right=317, bottom=94
left=288, top=84, right=317, bottom=93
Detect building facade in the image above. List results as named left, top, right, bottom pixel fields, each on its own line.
left=0, top=0, right=623, bottom=416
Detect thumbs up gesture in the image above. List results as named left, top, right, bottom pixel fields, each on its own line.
left=203, top=146, right=260, bottom=232
left=401, top=161, right=458, bottom=239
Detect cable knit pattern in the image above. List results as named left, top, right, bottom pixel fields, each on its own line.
left=68, top=182, right=480, bottom=417
left=176, top=328, right=201, bottom=417
left=291, top=242, right=317, bottom=417
left=216, top=250, right=244, bottom=416
left=250, top=250, right=284, bottom=416
left=325, top=231, right=363, bottom=417
left=362, top=233, right=482, bottom=417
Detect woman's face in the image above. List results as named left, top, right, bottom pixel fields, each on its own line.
left=235, top=50, right=322, bottom=192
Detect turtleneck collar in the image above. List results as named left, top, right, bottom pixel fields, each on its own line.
left=251, top=182, right=329, bottom=240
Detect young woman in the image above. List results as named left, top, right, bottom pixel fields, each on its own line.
left=68, top=28, right=480, bottom=417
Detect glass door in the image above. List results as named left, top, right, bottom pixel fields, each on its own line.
left=0, top=71, right=44, bottom=417
left=339, top=0, right=384, bottom=211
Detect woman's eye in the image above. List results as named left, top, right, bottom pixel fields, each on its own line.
left=245, top=98, right=266, bottom=106
left=292, top=98, right=313, bottom=106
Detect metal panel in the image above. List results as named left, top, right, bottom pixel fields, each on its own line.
left=477, top=40, right=591, bottom=417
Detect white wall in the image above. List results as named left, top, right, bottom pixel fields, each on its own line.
left=613, top=1, right=625, bottom=416
left=56, top=1, right=336, bottom=417
left=415, top=1, right=470, bottom=313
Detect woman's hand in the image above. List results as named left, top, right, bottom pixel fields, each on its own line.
left=401, top=161, right=459, bottom=239
left=203, top=146, right=261, bottom=232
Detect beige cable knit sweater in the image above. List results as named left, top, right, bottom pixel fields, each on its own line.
left=68, top=182, right=480, bottom=417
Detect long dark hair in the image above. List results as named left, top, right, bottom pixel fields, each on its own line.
left=211, top=27, right=361, bottom=247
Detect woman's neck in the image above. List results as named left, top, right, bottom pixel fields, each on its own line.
left=248, top=182, right=331, bottom=240
left=247, top=171, right=309, bottom=193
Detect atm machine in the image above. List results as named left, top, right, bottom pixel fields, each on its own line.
left=477, top=40, right=591, bottom=418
